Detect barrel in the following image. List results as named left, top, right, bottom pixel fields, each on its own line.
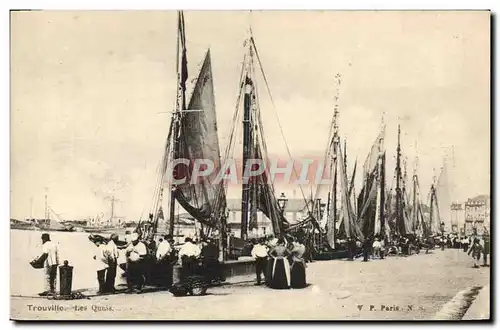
left=59, top=260, right=73, bottom=297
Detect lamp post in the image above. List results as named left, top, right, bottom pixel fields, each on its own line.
left=319, top=202, right=326, bottom=220
left=277, top=193, right=288, bottom=216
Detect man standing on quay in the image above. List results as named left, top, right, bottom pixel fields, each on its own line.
left=251, top=237, right=269, bottom=285
left=33, top=233, right=59, bottom=296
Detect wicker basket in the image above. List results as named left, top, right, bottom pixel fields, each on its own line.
left=30, top=258, right=45, bottom=269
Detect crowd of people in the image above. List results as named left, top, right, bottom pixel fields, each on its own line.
left=30, top=229, right=488, bottom=297
left=92, top=233, right=226, bottom=294
left=89, top=232, right=309, bottom=293
left=53, top=231, right=223, bottom=295
left=339, top=232, right=491, bottom=268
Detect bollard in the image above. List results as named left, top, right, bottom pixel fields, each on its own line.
left=59, top=260, right=73, bottom=297
left=172, top=265, right=182, bottom=285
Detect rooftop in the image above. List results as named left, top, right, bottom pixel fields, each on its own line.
left=466, top=194, right=490, bottom=205
left=468, top=194, right=490, bottom=202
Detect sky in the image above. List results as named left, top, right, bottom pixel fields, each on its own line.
left=10, top=10, right=490, bottom=221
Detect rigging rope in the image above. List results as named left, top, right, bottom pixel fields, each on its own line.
left=249, top=37, right=313, bottom=217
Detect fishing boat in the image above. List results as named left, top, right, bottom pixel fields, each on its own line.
left=287, top=75, right=364, bottom=259
left=427, top=157, right=453, bottom=240
left=353, top=120, right=387, bottom=242
left=133, top=11, right=314, bottom=269
left=36, top=207, right=75, bottom=232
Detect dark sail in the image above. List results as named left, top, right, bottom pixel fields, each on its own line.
left=173, top=50, right=226, bottom=227
left=356, top=127, right=385, bottom=238
left=253, top=143, right=290, bottom=235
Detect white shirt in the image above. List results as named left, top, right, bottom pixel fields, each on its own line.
left=42, top=241, right=59, bottom=267
left=94, top=244, right=108, bottom=271
left=251, top=244, right=269, bottom=259
left=178, top=242, right=201, bottom=262
left=156, top=240, right=172, bottom=260
left=105, top=240, right=119, bottom=263
left=126, top=241, right=147, bottom=262
left=372, top=241, right=382, bottom=249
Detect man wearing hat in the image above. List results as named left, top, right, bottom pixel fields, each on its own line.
left=178, top=237, right=201, bottom=280
left=33, top=233, right=59, bottom=296
left=125, top=232, right=147, bottom=293
left=201, top=237, right=221, bottom=284
left=104, top=233, right=120, bottom=293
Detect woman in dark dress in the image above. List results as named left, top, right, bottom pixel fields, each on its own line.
left=289, top=240, right=307, bottom=289
left=267, top=237, right=291, bottom=289
left=264, top=236, right=277, bottom=286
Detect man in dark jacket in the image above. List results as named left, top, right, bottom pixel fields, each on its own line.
left=201, top=238, right=222, bottom=284
left=362, top=237, right=372, bottom=262
left=482, top=234, right=490, bottom=267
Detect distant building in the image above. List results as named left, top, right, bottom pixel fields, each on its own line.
left=464, top=194, right=490, bottom=236
left=87, top=215, right=124, bottom=228
left=156, top=214, right=202, bottom=242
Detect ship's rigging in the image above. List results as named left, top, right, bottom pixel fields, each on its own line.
left=137, top=11, right=318, bottom=260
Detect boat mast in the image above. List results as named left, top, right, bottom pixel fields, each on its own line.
left=169, top=11, right=186, bottom=237
left=395, top=124, right=402, bottom=236
left=44, top=187, right=49, bottom=222
left=412, top=141, right=418, bottom=234
left=240, top=37, right=254, bottom=241
left=107, top=195, right=120, bottom=227
left=429, top=169, right=437, bottom=235
left=332, top=74, right=341, bottom=242
left=402, top=156, right=408, bottom=231
left=249, top=47, right=258, bottom=236
left=379, top=150, right=386, bottom=238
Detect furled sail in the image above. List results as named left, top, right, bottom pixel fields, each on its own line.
left=173, top=50, right=226, bottom=227
left=325, top=164, right=336, bottom=248
left=338, top=143, right=364, bottom=240
left=363, top=129, right=385, bottom=179
left=435, top=161, right=451, bottom=231
left=429, top=185, right=441, bottom=235
left=356, top=126, right=385, bottom=238
left=401, top=191, right=414, bottom=234
left=253, top=141, right=290, bottom=234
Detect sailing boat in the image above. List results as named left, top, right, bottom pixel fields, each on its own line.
left=218, top=26, right=322, bottom=253
left=355, top=121, right=386, bottom=241
left=435, top=158, right=453, bottom=233
left=385, top=124, right=416, bottom=240
left=408, top=143, right=429, bottom=239
left=35, top=190, right=75, bottom=232
left=426, top=157, right=452, bottom=237
left=295, top=75, right=363, bottom=258
left=136, top=11, right=227, bottom=255
left=137, top=12, right=311, bottom=263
